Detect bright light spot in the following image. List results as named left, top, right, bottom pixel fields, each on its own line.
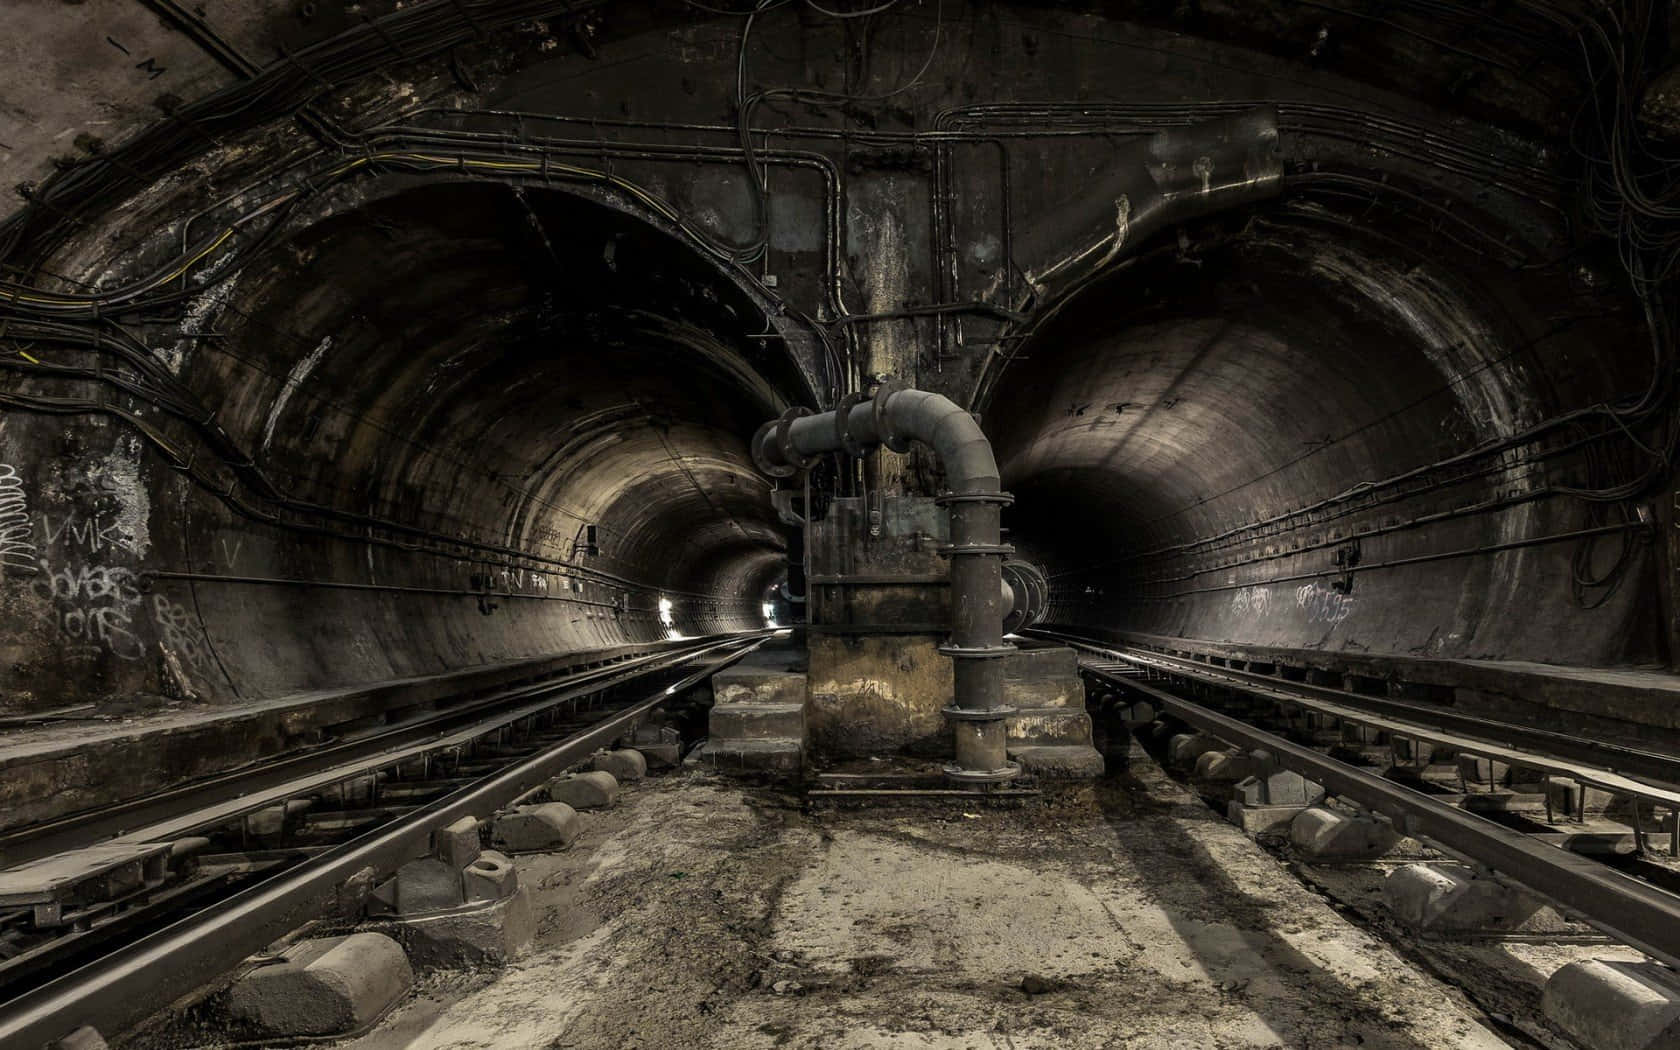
left=659, top=596, right=684, bottom=640
left=761, top=601, right=778, bottom=628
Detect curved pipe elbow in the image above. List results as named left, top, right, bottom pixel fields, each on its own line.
left=879, top=389, right=1001, bottom=496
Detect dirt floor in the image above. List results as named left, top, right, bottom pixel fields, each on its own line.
left=333, top=741, right=1517, bottom=1050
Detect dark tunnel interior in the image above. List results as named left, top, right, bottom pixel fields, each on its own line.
left=0, top=0, right=1674, bottom=716
left=5, top=1, right=1680, bottom=1041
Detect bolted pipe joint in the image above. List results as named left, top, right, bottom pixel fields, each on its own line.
left=753, top=383, right=1022, bottom=783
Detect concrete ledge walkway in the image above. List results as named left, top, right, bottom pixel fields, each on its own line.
left=332, top=742, right=1510, bottom=1050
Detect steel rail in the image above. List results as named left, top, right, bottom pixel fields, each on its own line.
left=0, top=635, right=750, bottom=869
left=1032, top=628, right=1680, bottom=791
left=0, top=636, right=762, bottom=1050
left=1070, top=647, right=1680, bottom=972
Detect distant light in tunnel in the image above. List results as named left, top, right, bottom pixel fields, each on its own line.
left=762, top=601, right=777, bottom=628
left=659, top=596, right=684, bottom=640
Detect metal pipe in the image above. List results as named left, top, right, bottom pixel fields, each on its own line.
left=753, top=385, right=1020, bottom=782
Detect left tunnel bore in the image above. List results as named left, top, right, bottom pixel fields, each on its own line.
left=0, top=181, right=805, bottom=714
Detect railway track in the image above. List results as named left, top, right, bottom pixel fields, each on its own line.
left=1030, top=628, right=1680, bottom=976
left=0, top=631, right=766, bottom=1049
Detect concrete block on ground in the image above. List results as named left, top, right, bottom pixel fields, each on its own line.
left=1543, top=959, right=1680, bottom=1050
left=700, top=738, right=804, bottom=776
left=1168, top=733, right=1219, bottom=771
left=368, top=858, right=464, bottom=916
left=547, top=771, right=619, bottom=810
left=1226, top=801, right=1309, bottom=838
left=492, top=803, right=580, bottom=853
left=1545, top=776, right=1616, bottom=818
left=710, top=703, right=806, bottom=741
left=1290, top=805, right=1399, bottom=860
left=712, top=654, right=807, bottom=706
left=432, top=815, right=481, bottom=868
left=50, top=1027, right=106, bottom=1050
left=627, top=725, right=683, bottom=769
left=392, top=885, right=534, bottom=969
left=462, top=850, right=518, bottom=902
left=1195, top=749, right=1261, bottom=784
left=1010, top=744, right=1104, bottom=780
left=226, top=933, right=412, bottom=1036
left=1235, top=769, right=1326, bottom=806
left=1383, top=863, right=1546, bottom=931
left=591, top=748, right=647, bottom=782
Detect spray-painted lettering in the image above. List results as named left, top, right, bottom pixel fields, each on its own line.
left=0, top=464, right=37, bottom=572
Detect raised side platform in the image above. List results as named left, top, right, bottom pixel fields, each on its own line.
left=1069, top=627, right=1680, bottom=752
left=0, top=638, right=698, bottom=834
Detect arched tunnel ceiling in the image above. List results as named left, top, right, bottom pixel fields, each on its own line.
left=209, top=181, right=797, bottom=595
left=0, top=0, right=1675, bottom=714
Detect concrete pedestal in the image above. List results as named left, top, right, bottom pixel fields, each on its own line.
left=1543, top=959, right=1680, bottom=1050
left=226, top=933, right=413, bottom=1036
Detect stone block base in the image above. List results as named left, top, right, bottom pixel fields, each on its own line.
left=1227, top=801, right=1309, bottom=838
left=1383, top=863, right=1548, bottom=931
left=493, top=802, right=581, bottom=852
left=548, top=771, right=619, bottom=810
left=591, top=749, right=647, bottom=782
left=227, top=933, right=412, bottom=1036
left=1289, top=805, right=1399, bottom=860
left=1010, top=744, right=1104, bottom=780
left=388, top=885, right=535, bottom=969
left=1543, top=959, right=1680, bottom=1050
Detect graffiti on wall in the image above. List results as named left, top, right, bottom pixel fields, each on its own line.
left=0, top=464, right=37, bottom=572
left=1227, top=581, right=1354, bottom=626
left=3, top=452, right=211, bottom=674
left=1295, top=581, right=1355, bottom=625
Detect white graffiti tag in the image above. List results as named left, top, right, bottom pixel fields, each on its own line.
left=1295, top=581, right=1355, bottom=625
left=31, top=562, right=147, bottom=660
left=0, top=464, right=38, bottom=572
left=1230, top=586, right=1272, bottom=618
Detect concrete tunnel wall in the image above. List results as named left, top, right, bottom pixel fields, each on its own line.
left=0, top=180, right=803, bottom=710
left=0, top=0, right=1673, bottom=722
left=990, top=221, right=1666, bottom=669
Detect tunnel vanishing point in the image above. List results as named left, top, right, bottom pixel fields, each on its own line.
left=4, top=1, right=1680, bottom=1048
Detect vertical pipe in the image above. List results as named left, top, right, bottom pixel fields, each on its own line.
left=753, top=386, right=1021, bottom=782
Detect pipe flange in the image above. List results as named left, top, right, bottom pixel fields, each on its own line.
left=937, top=643, right=1017, bottom=659
left=936, top=542, right=1016, bottom=557
left=871, top=378, right=913, bottom=453
left=751, top=420, right=796, bottom=478
left=774, top=406, right=817, bottom=470
left=934, top=490, right=1015, bottom=507
left=941, top=704, right=1018, bottom=722
left=943, top=762, right=1022, bottom=784
left=832, top=391, right=871, bottom=458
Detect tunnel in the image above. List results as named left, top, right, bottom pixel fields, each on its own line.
left=3, top=1, right=1680, bottom=1047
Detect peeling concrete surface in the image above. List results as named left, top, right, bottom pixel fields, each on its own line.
left=322, top=744, right=1510, bottom=1050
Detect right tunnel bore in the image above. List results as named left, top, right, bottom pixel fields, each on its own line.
left=986, top=211, right=1666, bottom=670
